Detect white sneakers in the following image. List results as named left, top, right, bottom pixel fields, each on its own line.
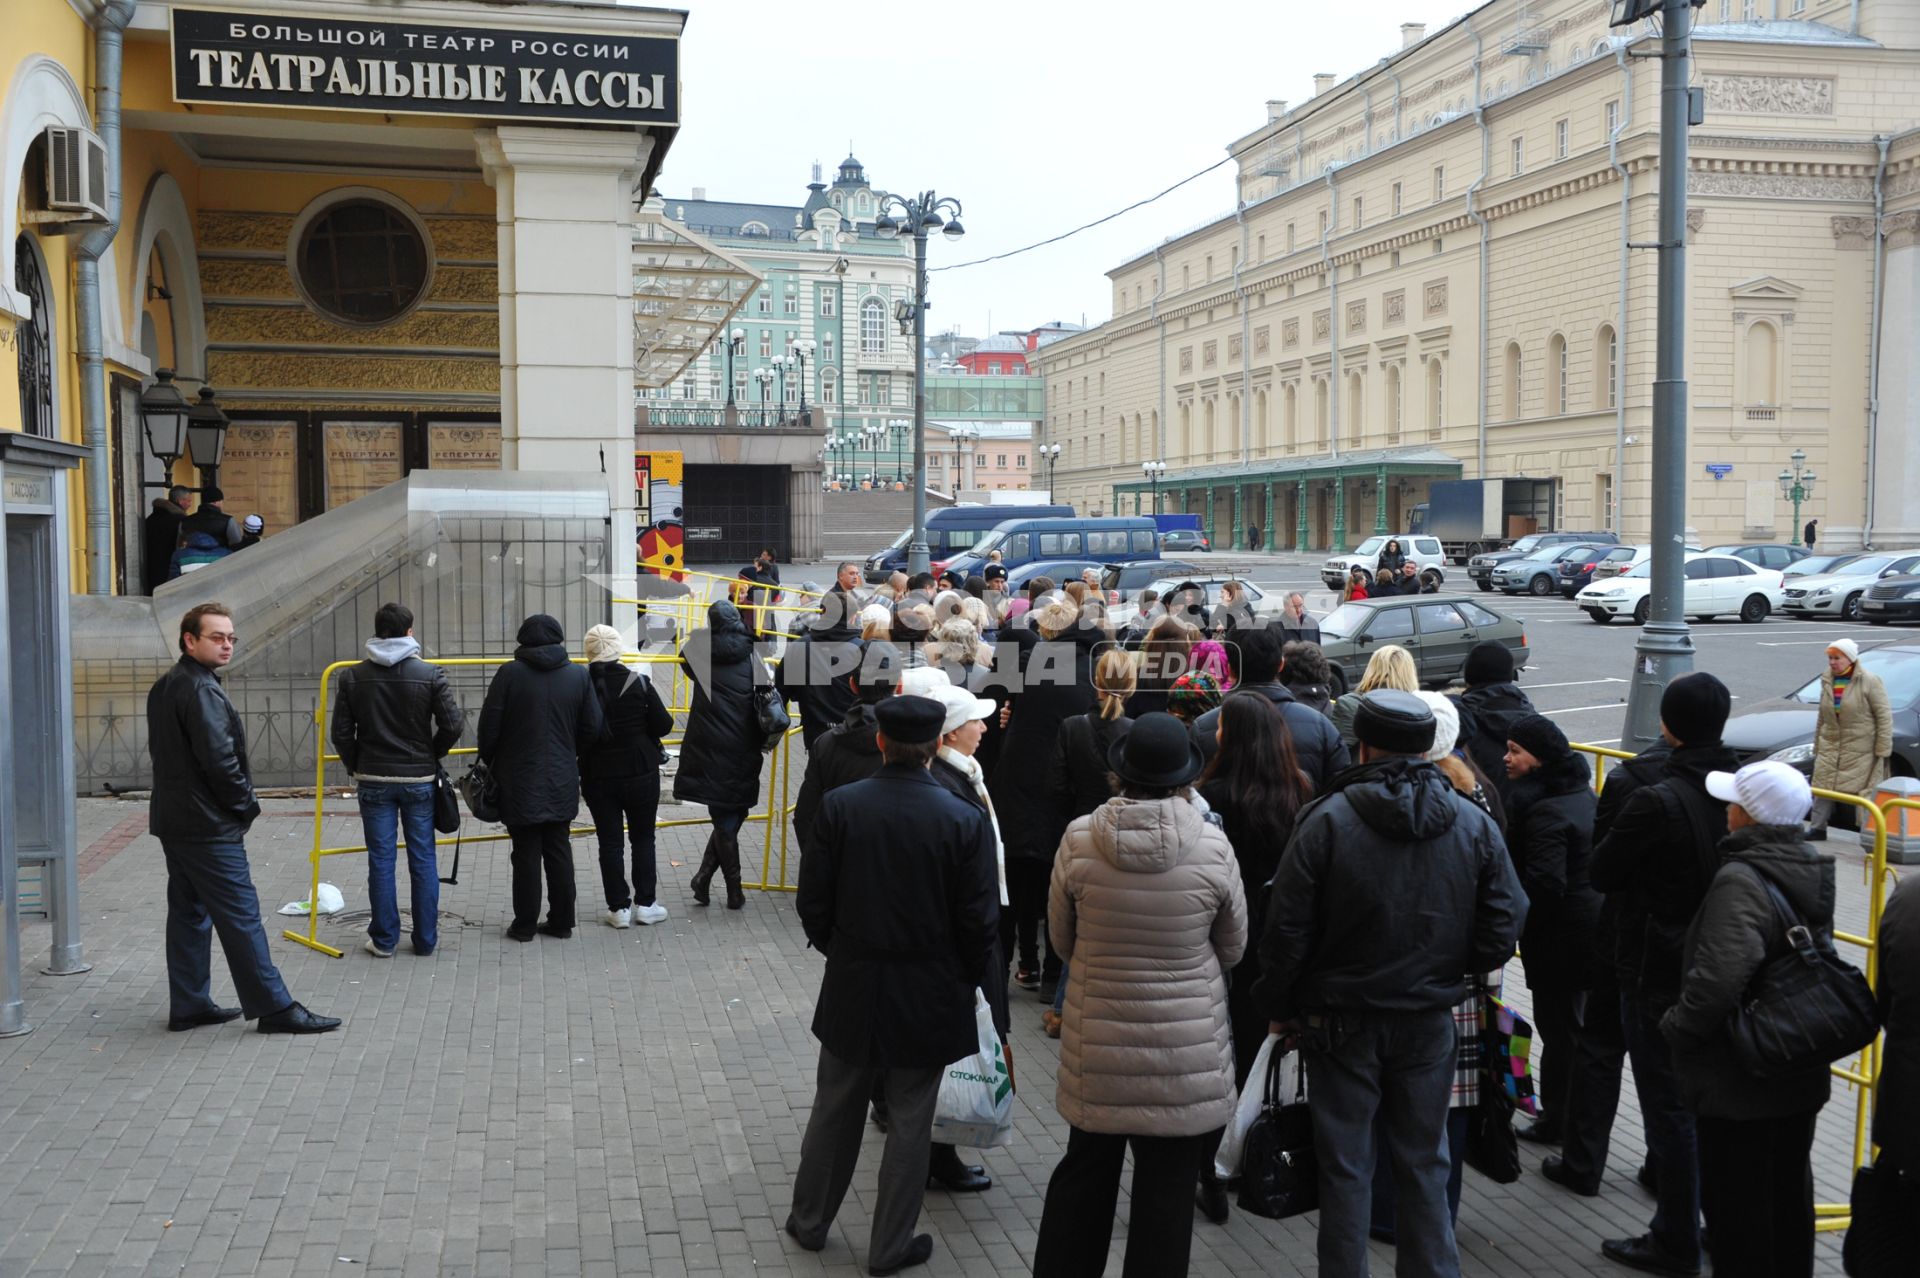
left=603, top=907, right=632, bottom=929
left=364, top=939, right=394, bottom=958
left=632, top=903, right=669, bottom=926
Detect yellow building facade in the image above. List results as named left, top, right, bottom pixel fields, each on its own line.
left=1033, top=0, right=1920, bottom=553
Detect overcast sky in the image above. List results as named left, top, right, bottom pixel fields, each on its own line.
left=644, top=0, right=1479, bottom=342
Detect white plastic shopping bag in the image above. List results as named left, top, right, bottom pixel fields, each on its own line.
left=930, top=990, right=1015, bottom=1149
left=1214, top=1031, right=1287, bottom=1180
left=277, top=882, right=346, bottom=916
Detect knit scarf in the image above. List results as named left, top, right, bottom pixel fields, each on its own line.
left=1832, top=672, right=1852, bottom=708
left=939, top=746, right=1009, bottom=907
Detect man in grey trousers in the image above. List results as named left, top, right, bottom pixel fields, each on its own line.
left=787, top=694, right=1001, bottom=1276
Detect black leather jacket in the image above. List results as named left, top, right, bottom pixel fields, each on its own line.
left=147, top=654, right=260, bottom=843
left=331, top=638, right=464, bottom=781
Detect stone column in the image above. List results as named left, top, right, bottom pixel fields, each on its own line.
left=477, top=126, right=654, bottom=633
left=1871, top=213, right=1920, bottom=546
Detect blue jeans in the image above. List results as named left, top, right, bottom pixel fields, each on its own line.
left=1622, top=993, right=1702, bottom=1265
left=1305, top=1008, right=1460, bottom=1278
left=359, top=781, right=439, bottom=953
left=162, top=840, right=293, bottom=1020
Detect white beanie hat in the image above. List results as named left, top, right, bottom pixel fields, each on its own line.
left=583, top=624, right=625, bottom=663
left=1415, top=691, right=1462, bottom=762
left=1827, top=637, right=1860, bottom=665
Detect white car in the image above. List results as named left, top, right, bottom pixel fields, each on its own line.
left=1321, top=534, right=1448, bottom=591
left=1575, top=552, right=1784, bottom=625
left=1109, top=576, right=1284, bottom=635
left=1780, top=551, right=1920, bottom=621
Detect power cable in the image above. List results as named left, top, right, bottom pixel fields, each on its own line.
left=930, top=154, right=1236, bottom=272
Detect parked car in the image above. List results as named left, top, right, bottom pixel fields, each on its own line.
left=1159, top=527, right=1211, bottom=553
left=1784, top=552, right=1864, bottom=580
left=1321, top=534, right=1448, bottom=592
left=1863, top=572, right=1920, bottom=624
left=1466, top=530, right=1618, bottom=591
left=1706, top=543, right=1811, bottom=571
left=1004, top=559, right=1102, bottom=596
left=1493, top=542, right=1612, bottom=597
left=1108, top=574, right=1284, bottom=635
left=1314, top=595, right=1529, bottom=693
left=1721, top=641, right=1920, bottom=777
left=1781, top=551, right=1920, bottom=621
left=1589, top=545, right=1648, bottom=582
left=1574, top=552, right=1784, bottom=625
left=1097, top=558, right=1200, bottom=606
left=1559, top=545, right=1633, bottom=596
left=941, top=515, right=1160, bottom=579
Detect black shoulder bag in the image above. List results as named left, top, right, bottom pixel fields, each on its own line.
left=1726, top=866, right=1879, bottom=1078
left=1237, top=1048, right=1319, bottom=1219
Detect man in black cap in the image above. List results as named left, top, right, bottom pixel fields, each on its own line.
left=788, top=695, right=1000, bottom=1276
left=1453, top=639, right=1536, bottom=800
left=1588, top=672, right=1738, bottom=1278
left=1256, top=689, right=1526, bottom=1278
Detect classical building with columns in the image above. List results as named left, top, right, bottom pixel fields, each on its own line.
left=1031, top=0, right=1920, bottom=553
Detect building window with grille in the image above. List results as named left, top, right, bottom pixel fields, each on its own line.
left=757, top=291, right=771, bottom=313
left=1548, top=334, right=1568, bottom=415
left=783, top=292, right=798, bottom=315
left=822, top=334, right=835, bottom=364
left=1606, top=100, right=1621, bottom=136
left=13, top=234, right=54, bottom=437
left=1597, top=325, right=1618, bottom=409
left=1504, top=343, right=1523, bottom=419
left=760, top=332, right=772, bottom=359
left=861, top=298, right=886, bottom=354
left=1391, top=182, right=1402, bottom=216
left=821, top=371, right=837, bottom=404
left=1511, top=136, right=1525, bottom=176
left=819, top=289, right=835, bottom=317
left=1433, top=165, right=1446, bottom=201
left=294, top=196, right=431, bottom=326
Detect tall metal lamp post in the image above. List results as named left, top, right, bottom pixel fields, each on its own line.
left=949, top=423, right=979, bottom=494
left=1615, top=0, right=1706, bottom=751
left=1779, top=449, right=1817, bottom=545
left=1039, top=442, right=1061, bottom=500
left=863, top=421, right=886, bottom=488
left=874, top=189, right=965, bottom=574
left=888, top=417, right=911, bottom=485
left=724, top=327, right=744, bottom=408
left=771, top=355, right=790, bottom=424
left=752, top=367, right=773, bottom=427
left=789, top=338, right=816, bottom=427
left=138, top=368, right=192, bottom=489
left=1142, top=459, right=1167, bottom=514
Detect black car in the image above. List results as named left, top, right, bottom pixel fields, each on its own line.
left=1556, top=545, right=1628, bottom=597
left=1099, top=558, right=1200, bottom=605
left=1706, top=543, right=1811, bottom=572
left=1863, top=573, right=1920, bottom=624
left=1467, top=530, right=1619, bottom=591
left=1721, top=641, right=1920, bottom=777
left=1159, top=528, right=1211, bottom=553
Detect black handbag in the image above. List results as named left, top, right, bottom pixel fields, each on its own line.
left=1237, top=1047, right=1319, bottom=1220
left=754, top=683, right=791, bottom=751
left=458, top=759, right=501, bottom=824
left=1465, top=1075, right=1521, bottom=1184
left=432, top=767, right=461, bottom=834
left=1843, top=1156, right=1920, bottom=1276
left=1727, top=868, right=1879, bottom=1078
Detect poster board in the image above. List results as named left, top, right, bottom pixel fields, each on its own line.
left=636, top=450, right=685, bottom=580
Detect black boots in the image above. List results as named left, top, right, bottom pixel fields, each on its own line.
left=690, top=834, right=719, bottom=906
left=717, top=828, right=745, bottom=910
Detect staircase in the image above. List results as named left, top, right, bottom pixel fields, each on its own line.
left=818, top=488, right=956, bottom=563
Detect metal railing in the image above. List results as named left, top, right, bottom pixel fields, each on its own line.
left=1571, top=740, right=1901, bottom=1233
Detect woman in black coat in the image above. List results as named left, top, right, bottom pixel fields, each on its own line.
left=478, top=613, right=606, bottom=941
left=1502, top=713, right=1602, bottom=1146
left=579, top=625, right=676, bottom=929
left=989, top=599, right=1095, bottom=995
left=1193, top=691, right=1314, bottom=1223
left=675, top=599, right=766, bottom=910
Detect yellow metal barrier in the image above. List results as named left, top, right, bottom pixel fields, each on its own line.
left=1572, top=740, right=1895, bottom=1233
left=285, top=651, right=800, bottom=958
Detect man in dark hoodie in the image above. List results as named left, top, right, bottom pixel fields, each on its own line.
left=777, top=600, right=864, bottom=751
left=1192, top=626, right=1348, bottom=790
left=144, top=485, right=191, bottom=594
left=478, top=614, right=605, bottom=941
left=1453, top=641, right=1535, bottom=801
left=1589, top=673, right=1738, bottom=1278
left=332, top=602, right=464, bottom=957
left=1256, top=690, right=1526, bottom=1278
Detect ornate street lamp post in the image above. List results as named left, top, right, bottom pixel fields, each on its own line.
left=1142, top=459, right=1167, bottom=514
left=789, top=338, right=816, bottom=428
left=1778, top=448, right=1818, bottom=546
left=874, top=189, right=965, bottom=574
left=752, top=367, right=773, bottom=427
left=1039, top=442, right=1061, bottom=500
left=724, top=327, right=744, bottom=408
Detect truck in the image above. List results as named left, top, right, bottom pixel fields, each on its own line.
left=1409, top=477, right=1558, bottom=564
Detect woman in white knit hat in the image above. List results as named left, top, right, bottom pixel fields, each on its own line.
left=580, top=624, right=676, bottom=926
left=1809, top=636, right=1892, bottom=838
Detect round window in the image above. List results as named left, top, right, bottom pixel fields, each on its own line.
left=295, top=198, right=430, bottom=325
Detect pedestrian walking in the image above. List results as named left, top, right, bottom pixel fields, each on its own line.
left=147, top=602, right=340, bottom=1034
left=1256, top=690, right=1525, bottom=1278
left=143, top=484, right=191, bottom=594
left=1033, top=713, right=1248, bottom=1277
left=1590, top=672, right=1739, bottom=1278
left=1502, top=714, right=1602, bottom=1156
left=676, top=599, right=767, bottom=910
left=1809, top=637, right=1892, bottom=839
left=1804, top=519, right=1818, bottom=551
left=1662, top=761, right=1832, bottom=1278
left=786, top=696, right=1000, bottom=1276
left=1192, top=625, right=1348, bottom=788
left=478, top=614, right=605, bottom=941
left=1379, top=539, right=1408, bottom=574
left=1279, top=639, right=1337, bottom=717
left=331, top=602, right=464, bottom=958
left=1454, top=640, right=1535, bottom=800
left=579, top=625, right=676, bottom=929
left=1330, top=641, right=1418, bottom=751
left=1194, top=692, right=1314, bottom=1225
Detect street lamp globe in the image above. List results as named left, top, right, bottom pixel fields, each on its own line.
left=1801, top=470, right=1817, bottom=497
left=943, top=219, right=965, bottom=239
left=1777, top=469, right=1794, bottom=497
left=873, top=213, right=899, bottom=239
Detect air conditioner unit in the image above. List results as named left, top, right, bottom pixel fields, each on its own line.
left=28, top=125, right=109, bottom=228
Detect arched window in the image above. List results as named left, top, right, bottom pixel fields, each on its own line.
left=1745, top=321, right=1779, bottom=405
left=1385, top=365, right=1403, bottom=443
left=1284, top=383, right=1299, bottom=449
left=860, top=298, right=886, bottom=355
left=1596, top=325, right=1618, bottom=409
left=1203, top=399, right=1217, bottom=458
left=1149, top=409, right=1159, bottom=458
left=820, top=370, right=837, bottom=404
left=1503, top=342, right=1523, bottom=419
left=1346, top=371, right=1364, bottom=446
left=1547, top=333, right=1568, bottom=415
left=1256, top=389, right=1269, bottom=450
left=1179, top=402, right=1192, bottom=455
left=14, top=234, right=54, bottom=437
left=1314, top=379, right=1329, bottom=448
left=1426, top=357, right=1445, bottom=436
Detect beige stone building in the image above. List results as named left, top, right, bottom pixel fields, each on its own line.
left=1032, top=0, right=1920, bottom=552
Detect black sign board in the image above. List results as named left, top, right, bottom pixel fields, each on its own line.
left=170, top=6, right=679, bottom=126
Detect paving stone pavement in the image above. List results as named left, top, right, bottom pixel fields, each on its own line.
left=0, top=788, right=1872, bottom=1276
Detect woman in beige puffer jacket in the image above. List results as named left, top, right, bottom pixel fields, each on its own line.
left=1809, top=637, right=1893, bottom=835
left=1033, top=712, right=1247, bottom=1277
